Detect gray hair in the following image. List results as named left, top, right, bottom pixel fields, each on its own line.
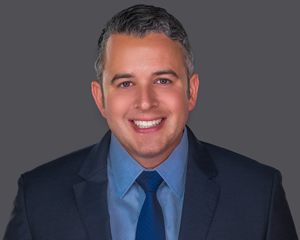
left=94, top=4, right=194, bottom=91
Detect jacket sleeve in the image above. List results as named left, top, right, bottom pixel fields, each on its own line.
left=265, top=170, right=298, bottom=240
left=3, top=175, right=33, bottom=240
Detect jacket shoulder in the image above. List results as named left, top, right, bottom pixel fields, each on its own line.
left=23, top=144, right=96, bottom=182
left=201, top=141, right=277, bottom=177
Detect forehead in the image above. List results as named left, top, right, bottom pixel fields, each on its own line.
left=103, top=33, right=186, bottom=75
left=106, top=33, right=182, bottom=50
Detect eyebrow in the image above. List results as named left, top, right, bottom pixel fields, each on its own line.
left=110, top=73, right=135, bottom=84
left=152, top=69, right=179, bottom=78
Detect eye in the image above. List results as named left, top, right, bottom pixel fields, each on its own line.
left=119, top=81, right=132, bottom=88
left=157, top=79, right=170, bottom=84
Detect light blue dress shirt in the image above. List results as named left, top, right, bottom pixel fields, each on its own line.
left=107, top=128, right=189, bottom=240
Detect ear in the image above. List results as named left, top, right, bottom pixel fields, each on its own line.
left=91, top=81, right=106, bottom=118
left=188, top=73, right=199, bottom=111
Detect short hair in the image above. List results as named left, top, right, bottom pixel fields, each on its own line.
left=94, top=4, right=194, bottom=91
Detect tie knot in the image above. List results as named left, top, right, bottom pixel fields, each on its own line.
left=136, top=171, right=163, bottom=192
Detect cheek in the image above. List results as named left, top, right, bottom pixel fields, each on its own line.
left=160, top=89, right=189, bottom=115
left=105, top=92, right=132, bottom=119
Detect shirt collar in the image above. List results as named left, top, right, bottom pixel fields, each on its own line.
left=109, top=127, right=188, bottom=199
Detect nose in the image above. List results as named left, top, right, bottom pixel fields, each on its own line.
left=134, top=85, right=159, bottom=111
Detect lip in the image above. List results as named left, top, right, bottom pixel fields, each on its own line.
left=129, top=118, right=166, bottom=133
left=129, top=117, right=164, bottom=121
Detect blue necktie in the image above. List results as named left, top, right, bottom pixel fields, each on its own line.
left=135, top=171, right=165, bottom=240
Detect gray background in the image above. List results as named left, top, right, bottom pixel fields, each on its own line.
left=1, top=0, right=299, bottom=236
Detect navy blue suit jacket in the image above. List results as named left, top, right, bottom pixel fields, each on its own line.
left=4, top=127, right=298, bottom=239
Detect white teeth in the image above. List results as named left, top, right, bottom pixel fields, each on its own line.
left=133, top=119, right=163, bottom=128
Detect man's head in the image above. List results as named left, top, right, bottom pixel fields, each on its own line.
left=92, top=5, right=199, bottom=168
left=94, top=4, right=194, bottom=94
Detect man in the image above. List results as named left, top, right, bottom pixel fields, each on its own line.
left=4, top=4, right=298, bottom=240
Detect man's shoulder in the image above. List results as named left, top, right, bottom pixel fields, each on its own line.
left=200, top=140, right=278, bottom=177
left=21, top=130, right=112, bottom=186
left=186, top=126, right=277, bottom=177
left=23, top=144, right=96, bottom=181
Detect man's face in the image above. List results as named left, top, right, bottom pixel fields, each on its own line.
left=92, top=33, right=199, bottom=168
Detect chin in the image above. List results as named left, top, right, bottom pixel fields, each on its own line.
left=132, top=146, right=167, bottom=159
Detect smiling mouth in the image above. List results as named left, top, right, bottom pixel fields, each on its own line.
left=132, top=118, right=163, bottom=128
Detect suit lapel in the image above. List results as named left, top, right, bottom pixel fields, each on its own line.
left=179, top=127, right=220, bottom=240
left=73, top=131, right=112, bottom=240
